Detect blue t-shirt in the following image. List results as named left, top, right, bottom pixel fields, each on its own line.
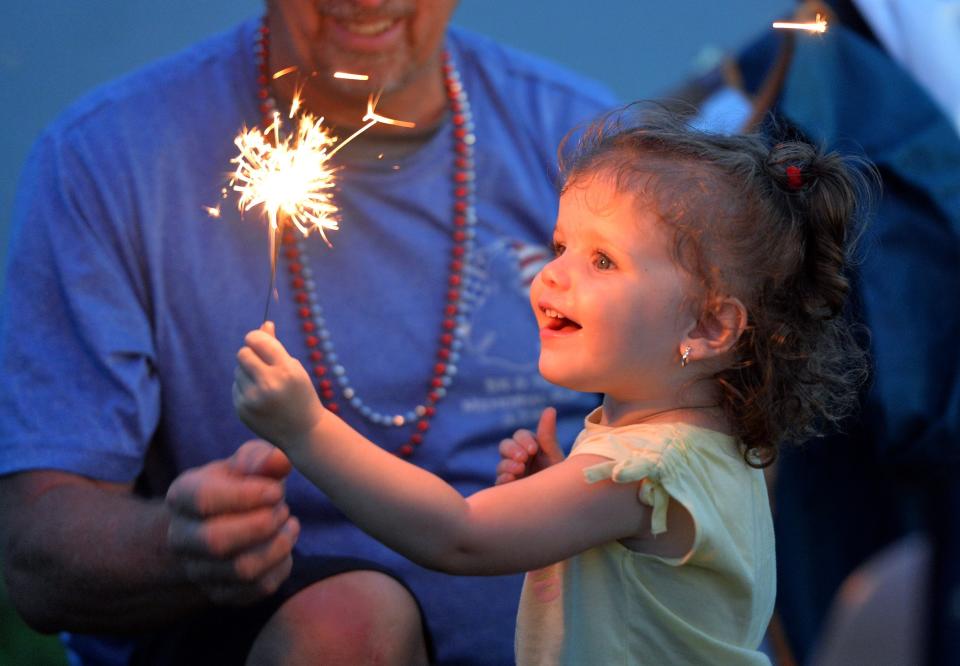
left=0, top=16, right=617, bottom=665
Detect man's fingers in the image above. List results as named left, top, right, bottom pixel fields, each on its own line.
left=169, top=503, right=290, bottom=558
left=186, top=516, right=299, bottom=582
left=229, top=440, right=292, bottom=479
left=166, top=466, right=284, bottom=517
left=260, top=320, right=276, bottom=337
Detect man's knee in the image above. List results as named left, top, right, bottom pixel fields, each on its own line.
left=247, top=569, right=428, bottom=665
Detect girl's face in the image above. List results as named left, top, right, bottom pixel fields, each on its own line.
left=530, top=174, right=696, bottom=403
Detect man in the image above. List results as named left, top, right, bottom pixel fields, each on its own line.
left=0, top=0, right=616, bottom=663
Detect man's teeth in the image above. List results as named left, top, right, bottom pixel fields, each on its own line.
left=344, top=19, right=397, bottom=35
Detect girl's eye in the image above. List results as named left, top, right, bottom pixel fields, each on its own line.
left=552, top=241, right=566, bottom=257
left=595, top=253, right=614, bottom=270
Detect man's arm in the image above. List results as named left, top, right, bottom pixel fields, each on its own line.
left=0, top=440, right=298, bottom=634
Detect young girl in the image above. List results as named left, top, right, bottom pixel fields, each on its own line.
left=233, top=107, right=871, bottom=664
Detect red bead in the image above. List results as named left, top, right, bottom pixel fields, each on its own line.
left=431, top=377, right=443, bottom=388
left=257, top=75, right=269, bottom=86
left=434, top=363, right=446, bottom=375
left=288, top=262, right=302, bottom=274
left=452, top=113, right=465, bottom=126
left=305, top=335, right=319, bottom=347
left=282, top=232, right=296, bottom=244
left=448, top=274, right=461, bottom=287
left=453, top=230, right=466, bottom=242
left=399, top=444, right=414, bottom=457
left=450, top=100, right=461, bottom=113
left=258, top=89, right=269, bottom=100
left=293, top=279, right=306, bottom=291
left=425, top=406, right=436, bottom=417
left=321, top=389, right=334, bottom=400
left=410, top=433, right=424, bottom=445
left=438, top=348, right=450, bottom=360
left=428, top=391, right=440, bottom=403
left=319, top=379, right=332, bottom=390
left=454, top=128, right=466, bottom=139
left=442, top=319, right=455, bottom=330
left=454, top=187, right=467, bottom=198
left=260, top=24, right=270, bottom=34
left=260, top=102, right=272, bottom=114
left=456, top=143, right=469, bottom=155
left=454, top=215, right=466, bottom=227
left=441, top=333, right=453, bottom=346
left=450, top=259, right=463, bottom=272
left=454, top=201, right=467, bottom=213
left=417, top=420, right=430, bottom=432
left=312, top=365, right=326, bottom=376
left=311, top=351, right=324, bottom=362
left=444, top=304, right=457, bottom=316
left=303, top=321, right=315, bottom=333
left=294, top=292, right=308, bottom=303
left=452, top=246, right=465, bottom=258
left=284, top=247, right=299, bottom=259
left=327, top=403, right=340, bottom=414
left=447, top=289, right=459, bottom=301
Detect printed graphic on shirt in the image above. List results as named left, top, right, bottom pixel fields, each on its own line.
left=458, top=238, right=585, bottom=430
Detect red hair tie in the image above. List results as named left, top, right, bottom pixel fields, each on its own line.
left=786, top=165, right=804, bottom=191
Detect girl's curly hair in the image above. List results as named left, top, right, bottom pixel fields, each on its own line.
left=560, top=104, right=876, bottom=466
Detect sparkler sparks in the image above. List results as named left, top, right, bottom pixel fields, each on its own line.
left=227, top=74, right=416, bottom=321
left=333, top=71, right=370, bottom=80
left=772, top=13, right=828, bottom=33
left=231, top=111, right=339, bottom=245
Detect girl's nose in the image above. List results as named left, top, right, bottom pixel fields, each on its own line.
left=538, top=256, right=569, bottom=289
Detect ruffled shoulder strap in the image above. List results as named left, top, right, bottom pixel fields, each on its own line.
left=572, top=429, right=677, bottom=535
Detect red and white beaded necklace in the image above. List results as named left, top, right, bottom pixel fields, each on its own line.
left=254, top=18, right=476, bottom=458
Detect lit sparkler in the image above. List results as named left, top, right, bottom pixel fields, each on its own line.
left=772, top=13, right=828, bottom=33
left=228, top=82, right=415, bottom=321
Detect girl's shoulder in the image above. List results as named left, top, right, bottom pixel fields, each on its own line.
left=570, top=413, right=741, bottom=475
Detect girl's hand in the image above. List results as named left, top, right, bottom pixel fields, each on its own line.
left=494, top=407, right=564, bottom=485
left=233, top=321, right=324, bottom=450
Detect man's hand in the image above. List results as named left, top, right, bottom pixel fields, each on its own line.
left=495, top=407, right=565, bottom=485
left=165, top=439, right=299, bottom=606
left=233, top=321, right=324, bottom=449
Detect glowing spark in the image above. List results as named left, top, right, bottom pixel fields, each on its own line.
left=328, top=92, right=417, bottom=158
left=289, top=87, right=303, bottom=119
left=204, top=204, right=221, bottom=218
left=273, top=66, right=298, bottom=80
left=363, top=92, right=417, bottom=128
left=230, top=112, right=340, bottom=245
left=773, top=14, right=828, bottom=33
left=333, top=71, right=370, bottom=80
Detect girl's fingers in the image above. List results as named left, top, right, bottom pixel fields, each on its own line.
left=235, top=348, right=266, bottom=384
left=498, top=438, right=528, bottom=463
left=496, top=458, right=525, bottom=477
left=512, top=429, right=539, bottom=456
left=243, top=329, right=288, bottom=365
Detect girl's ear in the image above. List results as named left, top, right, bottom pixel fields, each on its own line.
left=682, top=296, right=748, bottom=363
